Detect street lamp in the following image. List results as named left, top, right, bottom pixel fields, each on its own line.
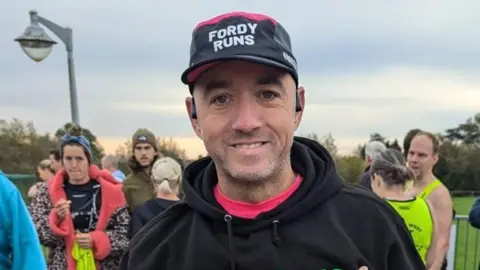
left=14, top=10, right=80, bottom=125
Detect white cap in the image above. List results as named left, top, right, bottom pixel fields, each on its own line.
left=151, top=157, right=182, bottom=182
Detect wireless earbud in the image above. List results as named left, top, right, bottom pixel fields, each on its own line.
left=190, top=98, right=197, bottom=119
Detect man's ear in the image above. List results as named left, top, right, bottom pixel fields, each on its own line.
left=185, top=96, right=202, bottom=139
left=294, top=85, right=305, bottom=130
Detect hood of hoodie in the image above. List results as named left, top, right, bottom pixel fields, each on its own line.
left=182, top=136, right=345, bottom=233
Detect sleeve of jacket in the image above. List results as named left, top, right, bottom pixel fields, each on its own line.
left=122, top=184, right=134, bottom=214
left=90, top=206, right=131, bottom=260
left=385, top=213, right=426, bottom=269
left=29, top=183, right=64, bottom=248
left=469, top=197, right=480, bottom=229
left=9, top=186, right=47, bottom=270
left=128, top=206, right=147, bottom=239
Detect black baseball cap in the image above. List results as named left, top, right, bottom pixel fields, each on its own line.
left=181, top=12, right=299, bottom=91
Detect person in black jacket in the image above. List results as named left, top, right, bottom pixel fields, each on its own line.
left=120, top=11, right=425, bottom=270
left=128, top=156, right=182, bottom=239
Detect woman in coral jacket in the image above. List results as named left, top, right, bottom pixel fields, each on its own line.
left=30, top=125, right=130, bottom=269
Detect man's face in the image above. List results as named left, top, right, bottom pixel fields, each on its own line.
left=407, top=135, right=438, bottom=180
left=185, top=60, right=305, bottom=183
left=49, top=154, right=62, bottom=172
left=133, top=143, right=156, bottom=167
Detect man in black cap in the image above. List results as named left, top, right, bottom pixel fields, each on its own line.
left=121, top=12, right=425, bottom=270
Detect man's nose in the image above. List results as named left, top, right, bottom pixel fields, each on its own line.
left=231, top=97, right=262, bottom=133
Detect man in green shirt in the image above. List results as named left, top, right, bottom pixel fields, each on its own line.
left=122, top=128, right=160, bottom=213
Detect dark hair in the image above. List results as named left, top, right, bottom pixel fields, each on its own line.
left=61, top=124, right=91, bottom=164
left=414, top=131, right=440, bottom=154
left=403, top=128, right=422, bottom=157
left=49, top=149, right=61, bottom=162
left=370, top=148, right=415, bottom=187
left=67, top=124, right=83, bottom=136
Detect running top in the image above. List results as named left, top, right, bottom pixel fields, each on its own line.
left=386, top=197, right=433, bottom=264
left=418, top=179, right=442, bottom=199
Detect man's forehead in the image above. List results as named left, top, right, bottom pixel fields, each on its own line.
left=410, top=136, right=433, bottom=151
left=201, top=61, right=285, bottom=78
left=135, top=143, right=152, bottom=148
left=195, top=65, right=292, bottom=93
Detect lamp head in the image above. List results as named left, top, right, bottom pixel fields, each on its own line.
left=14, top=10, right=57, bottom=62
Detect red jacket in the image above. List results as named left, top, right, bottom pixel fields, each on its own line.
left=48, top=165, right=126, bottom=270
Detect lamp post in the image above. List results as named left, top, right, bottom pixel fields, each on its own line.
left=14, top=10, right=80, bottom=125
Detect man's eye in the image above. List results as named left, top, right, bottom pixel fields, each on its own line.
left=261, top=91, right=278, bottom=100
left=213, top=95, right=230, bottom=105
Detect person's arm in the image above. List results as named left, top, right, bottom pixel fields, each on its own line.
left=426, top=187, right=453, bottom=270
left=425, top=200, right=438, bottom=269
left=27, top=183, right=39, bottom=199
left=128, top=206, right=147, bottom=239
left=469, top=197, right=480, bottom=229
left=122, top=185, right=134, bottom=214
left=89, top=207, right=130, bottom=260
left=29, top=183, right=64, bottom=248
left=8, top=186, right=47, bottom=269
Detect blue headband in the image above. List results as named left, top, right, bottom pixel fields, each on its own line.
left=61, top=135, right=93, bottom=159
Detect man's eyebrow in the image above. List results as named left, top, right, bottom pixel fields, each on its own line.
left=256, top=75, right=285, bottom=93
left=201, top=79, right=232, bottom=96
left=204, top=80, right=230, bottom=91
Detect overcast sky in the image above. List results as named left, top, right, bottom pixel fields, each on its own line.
left=2, top=1, right=479, bottom=157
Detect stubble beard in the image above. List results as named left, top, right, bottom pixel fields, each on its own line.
left=217, top=149, right=289, bottom=187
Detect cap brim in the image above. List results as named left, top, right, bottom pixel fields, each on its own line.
left=181, top=55, right=294, bottom=85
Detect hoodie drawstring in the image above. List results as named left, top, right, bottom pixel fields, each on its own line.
left=224, top=215, right=236, bottom=270
left=272, top=220, right=281, bottom=246
left=224, top=216, right=282, bottom=270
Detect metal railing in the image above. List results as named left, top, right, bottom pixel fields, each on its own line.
left=449, top=215, right=480, bottom=270
left=6, top=173, right=37, bottom=201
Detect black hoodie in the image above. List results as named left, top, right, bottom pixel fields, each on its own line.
left=121, top=137, right=425, bottom=270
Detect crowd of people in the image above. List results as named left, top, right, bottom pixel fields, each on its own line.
left=360, top=131, right=454, bottom=269
left=0, top=123, right=183, bottom=269
left=0, top=10, right=477, bottom=270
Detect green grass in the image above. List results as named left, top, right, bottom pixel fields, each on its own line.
left=452, top=196, right=479, bottom=270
